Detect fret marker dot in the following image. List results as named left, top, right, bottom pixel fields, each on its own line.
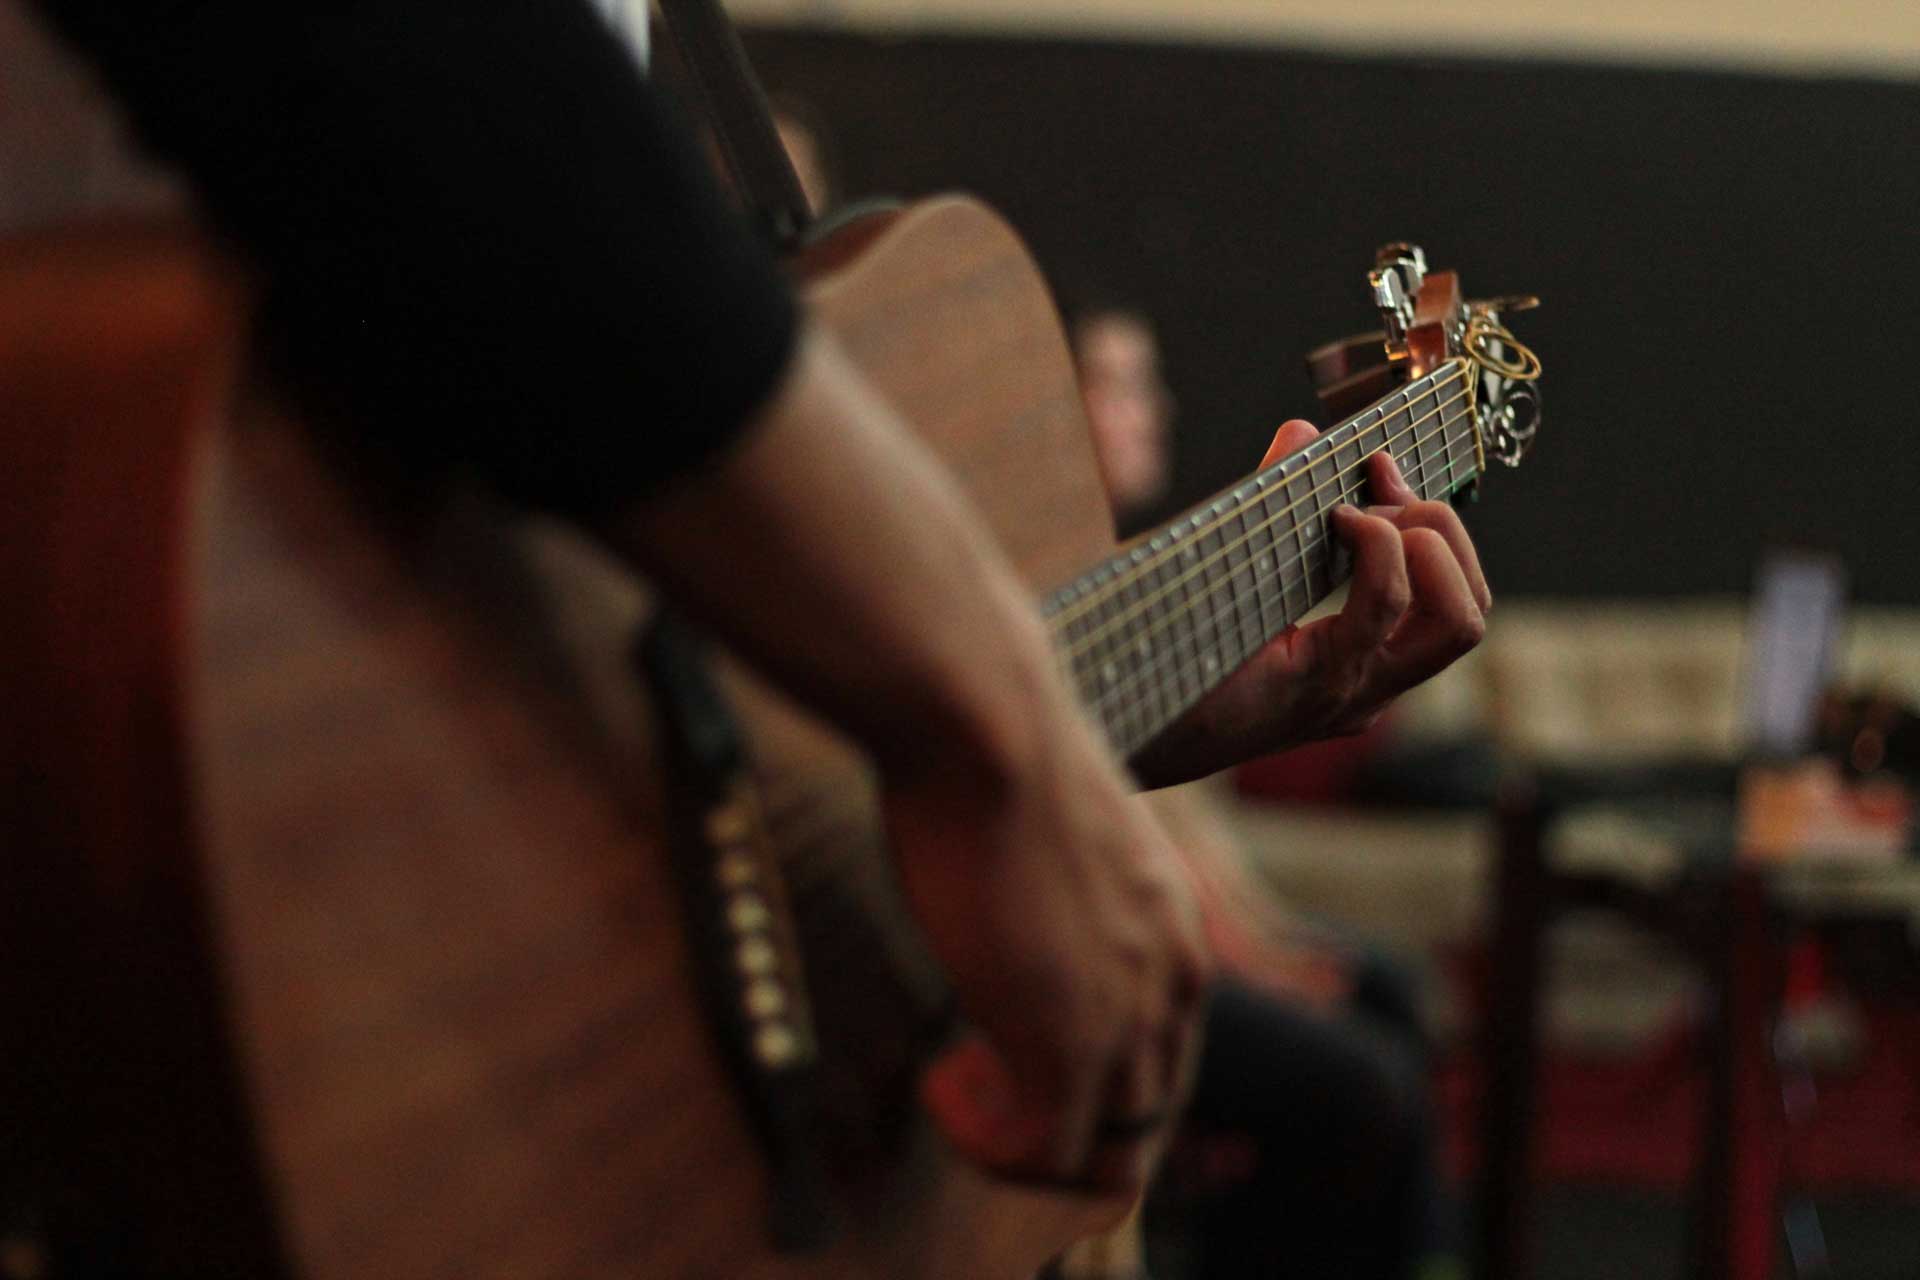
left=1102, top=661, right=1119, bottom=685
left=1138, top=638, right=1152, bottom=657
left=1257, top=556, right=1271, bottom=572
left=1203, top=655, right=1219, bottom=675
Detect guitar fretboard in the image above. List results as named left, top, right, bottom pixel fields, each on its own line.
left=1043, top=361, right=1478, bottom=757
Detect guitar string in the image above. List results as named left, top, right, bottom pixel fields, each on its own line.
left=1081, top=406, right=1474, bottom=739
left=1095, top=525, right=1341, bottom=750
left=1059, top=380, right=1471, bottom=665
left=1050, top=361, right=1467, bottom=630
left=1059, top=376, right=1469, bottom=661
left=1094, top=520, right=1366, bottom=747
left=1070, top=397, right=1472, bottom=747
left=1051, top=363, right=1467, bottom=634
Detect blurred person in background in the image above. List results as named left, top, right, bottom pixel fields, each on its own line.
left=1074, top=306, right=1454, bottom=1280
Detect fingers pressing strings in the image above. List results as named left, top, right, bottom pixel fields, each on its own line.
left=1373, top=525, right=1486, bottom=697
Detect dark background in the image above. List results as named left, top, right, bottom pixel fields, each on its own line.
left=739, top=27, right=1919, bottom=603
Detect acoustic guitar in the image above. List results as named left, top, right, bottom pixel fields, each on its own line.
left=2, top=201, right=1535, bottom=1277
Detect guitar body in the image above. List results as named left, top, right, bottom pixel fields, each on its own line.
left=14, top=195, right=1534, bottom=1276
left=178, top=196, right=1125, bottom=1278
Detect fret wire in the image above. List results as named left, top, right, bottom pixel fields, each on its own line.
left=1173, top=524, right=1208, bottom=707
left=1088, top=407, right=1477, bottom=734
left=1423, top=394, right=1444, bottom=498
left=1247, top=478, right=1282, bottom=637
left=1132, top=553, right=1164, bottom=749
left=1415, top=382, right=1439, bottom=499
left=1050, top=365, right=1465, bottom=627
left=1312, top=436, right=1340, bottom=598
left=1121, top=552, right=1159, bottom=752
left=1146, top=548, right=1178, bottom=743
left=1220, top=490, right=1249, bottom=666
left=1099, top=570, right=1128, bottom=709
left=1059, top=382, right=1469, bottom=661
left=1122, top=543, right=1161, bottom=748
left=1088, top=571, right=1120, bottom=744
left=1425, top=384, right=1452, bottom=498
left=1445, top=384, right=1469, bottom=494
left=1372, top=408, right=1397, bottom=495
left=1062, top=603, right=1091, bottom=705
left=1229, top=487, right=1263, bottom=660
left=1405, top=383, right=1420, bottom=498
left=1394, top=384, right=1416, bottom=497
left=1203, top=507, right=1239, bottom=682
left=1185, top=516, right=1218, bottom=697
left=1121, top=560, right=1144, bottom=740
left=1207, top=502, right=1239, bottom=675
left=1098, top=567, right=1129, bottom=712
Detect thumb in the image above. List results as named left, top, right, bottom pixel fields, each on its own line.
left=1258, top=418, right=1320, bottom=469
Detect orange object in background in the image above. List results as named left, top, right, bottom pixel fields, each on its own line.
left=1737, top=760, right=1912, bottom=864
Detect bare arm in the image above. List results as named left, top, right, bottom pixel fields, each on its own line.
left=611, top=324, right=1209, bottom=1193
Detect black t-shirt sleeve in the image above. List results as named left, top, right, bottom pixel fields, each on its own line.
left=34, top=0, right=799, bottom=516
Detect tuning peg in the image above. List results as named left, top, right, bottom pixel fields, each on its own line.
left=1374, top=242, right=1427, bottom=294
left=1369, top=243, right=1429, bottom=355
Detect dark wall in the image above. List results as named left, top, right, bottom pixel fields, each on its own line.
left=739, top=28, right=1920, bottom=604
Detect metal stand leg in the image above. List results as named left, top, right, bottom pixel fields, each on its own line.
left=1478, top=778, right=1552, bottom=1280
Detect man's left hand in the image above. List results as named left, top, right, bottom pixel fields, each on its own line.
left=1131, top=419, right=1490, bottom=788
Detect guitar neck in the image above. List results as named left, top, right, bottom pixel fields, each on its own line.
left=1044, top=359, right=1480, bottom=757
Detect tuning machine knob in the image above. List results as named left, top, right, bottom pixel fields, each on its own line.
left=1369, top=242, right=1427, bottom=355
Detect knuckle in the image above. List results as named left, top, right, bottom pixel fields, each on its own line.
left=1453, top=612, right=1488, bottom=652
left=1361, top=510, right=1401, bottom=538
left=1402, top=526, right=1447, bottom=558
left=1381, top=581, right=1414, bottom=619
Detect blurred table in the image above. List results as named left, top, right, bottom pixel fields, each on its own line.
left=1475, top=768, right=1920, bottom=1280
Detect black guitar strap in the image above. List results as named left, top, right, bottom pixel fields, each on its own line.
left=634, top=1, right=836, bottom=1253
left=653, top=0, right=813, bottom=249
left=637, top=617, right=836, bottom=1254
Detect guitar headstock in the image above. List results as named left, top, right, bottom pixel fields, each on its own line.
left=1307, top=243, right=1542, bottom=477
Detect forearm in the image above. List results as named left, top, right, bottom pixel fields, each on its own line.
left=610, top=323, right=1064, bottom=785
